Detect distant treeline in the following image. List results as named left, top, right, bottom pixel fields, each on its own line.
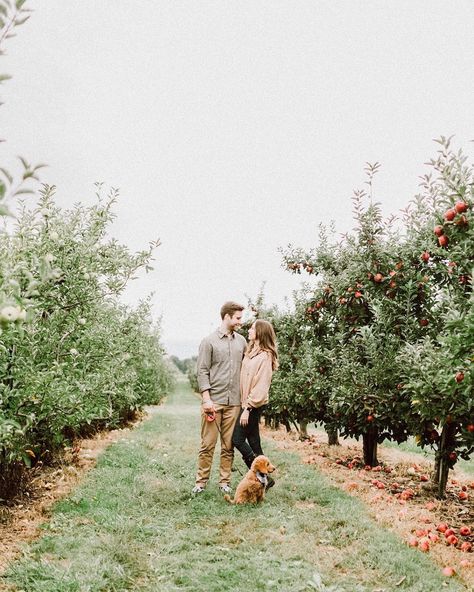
left=170, top=356, right=198, bottom=392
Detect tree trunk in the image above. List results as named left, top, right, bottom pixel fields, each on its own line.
left=327, top=428, right=340, bottom=446
left=263, top=416, right=280, bottom=430
left=432, top=451, right=441, bottom=485
left=437, top=456, right=450, bottom=500
left=298, top=420, right=310, bottom=441
left=362, top=426, right=378, bottom=467
left=434, top=423, right=456, bottom=499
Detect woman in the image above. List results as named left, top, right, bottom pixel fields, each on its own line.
left=232, top=319, right=278, bottom=487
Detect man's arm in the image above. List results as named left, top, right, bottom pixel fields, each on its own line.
left=197, top=338, right=215, bottom=412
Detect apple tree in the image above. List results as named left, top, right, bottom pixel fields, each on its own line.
left=401, top=137, right=473, bottom=498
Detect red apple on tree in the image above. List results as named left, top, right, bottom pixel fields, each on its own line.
left=438, top=235, right=449, bottom=248
left=444, top=209, right=456, bottom=221
left=455, top=214, right=468, bottom=226
left=455, top=201, right=468, bottom=213
left=434, top=225, right=444, bottom=236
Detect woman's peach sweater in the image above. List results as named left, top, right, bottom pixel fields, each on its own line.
left=240, top=347, right=273, bottom=409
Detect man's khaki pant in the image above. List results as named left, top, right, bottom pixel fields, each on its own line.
left=195, top=404, right=240, bottom=487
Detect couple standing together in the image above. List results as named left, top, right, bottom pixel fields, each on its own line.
left=192, top=301, right=278, bottom=495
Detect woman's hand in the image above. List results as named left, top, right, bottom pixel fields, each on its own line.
left=240, top=409, right=250, bottom=426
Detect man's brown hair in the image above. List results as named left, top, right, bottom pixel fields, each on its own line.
left=220, top=301, right=245, bottom=320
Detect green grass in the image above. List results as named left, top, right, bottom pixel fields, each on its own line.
left=2, top=379, right=467, bottom=591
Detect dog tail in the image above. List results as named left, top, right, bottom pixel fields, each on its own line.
left=223, top=494, right=234, bottom=504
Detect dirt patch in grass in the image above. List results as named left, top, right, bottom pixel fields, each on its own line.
left=0, top=417, right=145, bottom=577
left=263, top=425, right=474, bottom=588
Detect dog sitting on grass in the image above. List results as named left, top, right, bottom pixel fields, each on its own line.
left=224, top=455, right=275, bottom=504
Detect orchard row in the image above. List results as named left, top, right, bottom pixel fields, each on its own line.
left=255, top=138, right=473, bottom=499
left=0, top=185, right=174, bottom=499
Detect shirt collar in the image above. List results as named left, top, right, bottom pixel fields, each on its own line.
left=217, top=328, right=234, bottom=339
left=247, top=346, right=263, bottom=358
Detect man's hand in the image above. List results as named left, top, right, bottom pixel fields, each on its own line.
left=202, top=399, right=215, bottom=414
left=240, top=409, right=249, bottom=426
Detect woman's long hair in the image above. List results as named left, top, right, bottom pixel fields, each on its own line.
left=246, top=319, right=279, bottom=371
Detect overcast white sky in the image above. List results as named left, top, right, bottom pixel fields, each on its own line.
left=1, top=1, right=473, bottom=357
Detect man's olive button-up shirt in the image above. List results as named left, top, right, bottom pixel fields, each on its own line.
left=197, top=329, right=247, bottom=406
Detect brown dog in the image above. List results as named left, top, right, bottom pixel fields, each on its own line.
left=224, top=455, right=276, bottom=504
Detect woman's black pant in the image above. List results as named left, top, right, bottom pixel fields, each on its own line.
left=232, top=406, right=266, bottom=468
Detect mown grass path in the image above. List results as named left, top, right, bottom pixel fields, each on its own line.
left=2, top=379, right=465, bottom=592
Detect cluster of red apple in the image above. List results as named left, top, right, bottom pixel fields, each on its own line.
left=366, top=265, right=403, bottom=300
left=450, top=477, right=473, bottom=501
left=335, top=456, right=393, bottom=473
left=408, top=523, right=472, bottom=555
left=371, top=478, right=388, bottom=490
left=302, top=261, right=314, bottom=274
left=434, top=201, right=470, bottom=248
left=368, top=475, right=417, bottom=500
left=287, top=260, right=316, bottom=274
left=306, top=299, right=326, bottom=315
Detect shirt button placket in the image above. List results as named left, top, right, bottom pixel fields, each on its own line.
left=228, top=337, right=231, bottom=404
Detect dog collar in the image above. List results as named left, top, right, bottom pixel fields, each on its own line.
left=256, top=471, right=268, bottom=486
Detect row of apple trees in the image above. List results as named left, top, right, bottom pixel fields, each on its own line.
left=262, top=138, right=472, bottom=498
left=0, top=185, right=174, bottom=499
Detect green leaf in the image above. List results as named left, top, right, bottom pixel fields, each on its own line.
left=0, top=167, right=13, bottom=183
left=21, top=452, right=32, bottom=468
left=14, top=188, right=34, bottom=196
left=0, top=203, right=13, bottom=216
left=14, top=15, right=29, bottom=26
left=18, top=155, right=29, bottom=169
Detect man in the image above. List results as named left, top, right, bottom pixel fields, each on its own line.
left=192, top=301, right=247, bottom=494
